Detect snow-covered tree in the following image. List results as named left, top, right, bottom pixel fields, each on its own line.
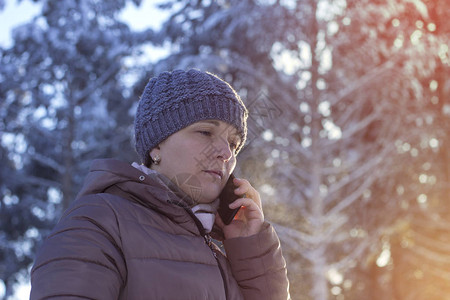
left=0, top=0, right=158, bottom=296
left=377, top=0, right=450, bottom=298
left=1, top=0, right=447, bottom=298
left=139, top=0, right=450, bottom=299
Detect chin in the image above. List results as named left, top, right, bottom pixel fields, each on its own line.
left=197, top=198, right=218, bottom=204
left=199, top=190, right=221, bottom=204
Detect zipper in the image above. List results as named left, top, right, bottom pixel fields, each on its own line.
left=203, top=232, right=229, bottom=300
left=203, top=234, right=216, bottom=257
left=184, top=207, right=229, bottom=300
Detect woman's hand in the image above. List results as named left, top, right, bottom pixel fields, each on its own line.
left=215, top=177, right=264, bottom=239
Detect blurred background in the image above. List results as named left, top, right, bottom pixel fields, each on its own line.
left=0, top=0, right=449, bottom=299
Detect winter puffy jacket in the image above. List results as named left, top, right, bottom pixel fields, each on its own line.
left=30, top=159, right=290, bottom=300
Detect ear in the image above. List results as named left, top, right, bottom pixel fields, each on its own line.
left=149, top=146, right=161, bottom=159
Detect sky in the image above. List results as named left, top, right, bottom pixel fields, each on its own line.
left=0, top=1, right=169, bottom=298
left=0, top=0, right=41, bottom=48
left=0, top=0, right=169, bottom=48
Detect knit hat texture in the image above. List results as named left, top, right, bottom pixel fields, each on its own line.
left=134, top=69, right=248, bottom=164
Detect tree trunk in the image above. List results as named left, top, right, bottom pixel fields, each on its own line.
left=62, top=96, right=75, bottom=210
left=307, top=0, right=329, bottom=299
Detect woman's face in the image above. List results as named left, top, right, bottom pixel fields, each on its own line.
left=150, top=120, right=242, bottom=204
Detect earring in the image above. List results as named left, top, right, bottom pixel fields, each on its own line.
left=152, top=154, right=161, bottom=165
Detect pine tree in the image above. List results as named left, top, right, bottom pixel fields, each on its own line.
left=142, top=0, right=449, bottom=299
left=0, top=0, right=157, bottom=296
left=1, top=0, right=447, bottom=298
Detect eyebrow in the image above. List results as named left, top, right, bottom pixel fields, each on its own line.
left=198, top=120, right=220, bottom=126
left=198, top=120, right=241, bottom=142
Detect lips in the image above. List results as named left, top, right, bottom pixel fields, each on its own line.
left=203, top=170, right=223, bottom=179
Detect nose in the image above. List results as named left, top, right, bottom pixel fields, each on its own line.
left=216, top=139, right=233, bottom=162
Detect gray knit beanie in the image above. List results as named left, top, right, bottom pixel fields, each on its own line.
left=134, top=69, right=248, bottom=165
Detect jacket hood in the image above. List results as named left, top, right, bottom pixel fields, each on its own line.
left=76, top=158, right=201, bottom=235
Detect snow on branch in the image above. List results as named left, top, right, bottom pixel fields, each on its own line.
left=290, top=186, right=309, bottom=205
left=329, top=54, right=404, bottom=107
left=333, top=99, right=365, bottom=129
left=330, top=237, right=372, bottom=271
left=23, top=175, right=61, bottom=189
left=272, top=220, right=345, bottom=246
left=412, top=215, right=450, bottom=231
left=409, top=245, right=450, bottom=265
left=325, top=147, right=388, bottom=193
left=230, top=54, right=297, bottom=108
left=72, top=54, right=123, bottom=106
left=326, top=170, right=378, bottom=218
left=339, top=112, right=381, bottom=141
left=291, top=166, right=312, bottom=182
left=289, top=140, right=313, bottom=161
left=284, top=212, right=350, bottom=247
left=413, top=231, right=450, bottom=253
left=31, top=152, right=64, bottom=174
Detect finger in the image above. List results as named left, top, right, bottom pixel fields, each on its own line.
left=232, top=177, right=250, bottom=194
left=229, top=197, right=261, bottom=211
left=233, top=189, right=262, bottom=211
left=233, top=178, right=260, bottom=201
left=230, top=198, right=264, bottom=221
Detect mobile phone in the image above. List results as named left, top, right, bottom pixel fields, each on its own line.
left=218, top=174, right=242, bottom=225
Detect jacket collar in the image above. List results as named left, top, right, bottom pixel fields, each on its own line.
left=76, top=159, right=202, bottom=235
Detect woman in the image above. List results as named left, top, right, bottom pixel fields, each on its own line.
left=30, top=69, right=290, bottom=299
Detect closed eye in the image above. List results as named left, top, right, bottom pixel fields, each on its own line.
left=198, top=131, right=212, bottom=136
